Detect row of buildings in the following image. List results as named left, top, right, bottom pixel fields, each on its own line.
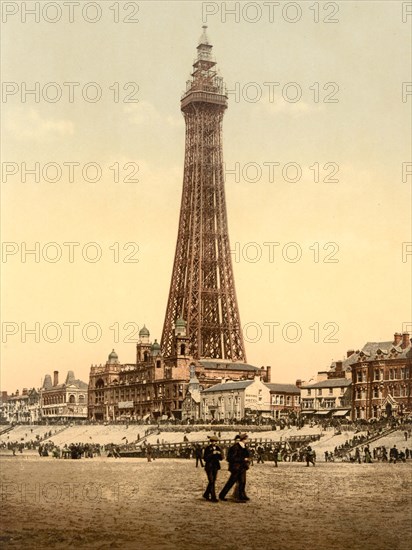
left=87, top=325, right=412, bottom=423
left=0, top=370, right=88, bottom=425
left=2, top=327, right=411, bottom=425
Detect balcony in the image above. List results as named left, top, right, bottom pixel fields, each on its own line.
left=181, top=89, right=227, bottom=110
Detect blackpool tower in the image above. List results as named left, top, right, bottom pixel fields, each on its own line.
left=161, top=27, right=247, bottom=362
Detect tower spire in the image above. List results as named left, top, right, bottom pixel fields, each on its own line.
left=199, top=25, right=210, bottom=45
left=161, top=29, right=246, bottom=362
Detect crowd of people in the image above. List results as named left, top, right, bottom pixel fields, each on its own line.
left=342, top=444, right=410, bottom=464
left=119, top=436, right=319, bottom=464
left=2, top=420, right=412, bottom=466
left=0, top=428, right=61, bottom=455
left=37, top=442, right=104, bottom=459
left=23, top=435, right=410, bottom=466
left=333, top=427, right=412, bottom=462
left=334, top=433, right=371, bottom=457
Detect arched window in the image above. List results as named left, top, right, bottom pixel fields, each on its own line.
left=68, top=394, right=76, bottom=404
left=96, top=379, right=105, bottom=389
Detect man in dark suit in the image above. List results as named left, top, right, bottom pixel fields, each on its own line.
left=219, top=433, right=250, bottom=502
left=389, top=445, right=399, bottom=464
left=273, top=443, right=280, bottom=467
left=203, top=435, right=223, bottom=502
left=195, top=443, right=204, bottom=467
left=305, top=445, right=315, bottom=467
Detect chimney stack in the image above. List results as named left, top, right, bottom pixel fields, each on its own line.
left=266, top=366, right=272, bottom=383
left=22, top=388, right=28, bottom=396
left=53, top=370, right=59, bottom=386
left=295, top=379, right=302, bottom=388
left=393, top=332, right=402, bottom=346
left=335, top=361, right=343, bottom=373
left=401, top=332, right=410, bottom=349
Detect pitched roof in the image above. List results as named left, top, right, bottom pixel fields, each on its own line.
left=265, top=383, right=300, bottom=394
left=8, top=394, right=29, bottom=401
left=202, top=380, right=254, bottom=393
left=359, top=341, right=410, bottom=359
left=329, top=353, right=358, bottom=371
left=318, top=337, right=411, bottom=378
left=68, top=379, right=88, bottom=390
left=43, top=379, right=88, bottom=391
left=302, top=378, right=352, bottom=389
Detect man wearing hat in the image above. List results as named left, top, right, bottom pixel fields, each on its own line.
left=219, top=433, right=250, bottom=502
left=202, top=435, right=223, bottom=502
left=305, top=445, right=316, bottom=467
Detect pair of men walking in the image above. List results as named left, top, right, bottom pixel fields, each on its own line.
left=203, top=433, right=250, bottom=502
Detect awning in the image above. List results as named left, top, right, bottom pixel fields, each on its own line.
left=314, top=410, right=331, bottom=416
left=332, top=410, right=350, bottom=417
left=301, top=410, right=315, bottom=415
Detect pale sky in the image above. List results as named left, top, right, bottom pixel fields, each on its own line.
left=1, top=0, right=411, bottom=392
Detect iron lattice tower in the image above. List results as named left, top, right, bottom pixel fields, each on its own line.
left=161, top=27, right=246, bottom=362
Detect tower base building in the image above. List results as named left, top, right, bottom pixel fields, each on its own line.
left=88, top=323, right=269, bottom=422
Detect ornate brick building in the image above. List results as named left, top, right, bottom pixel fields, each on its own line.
left=41, top=370, right=88, bottom=421
left=351, top=331, right=412, bottom=420
left=88, top=323, right=268, bottom=422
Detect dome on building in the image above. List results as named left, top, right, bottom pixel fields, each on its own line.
left=174, top=317, right=187, bottom=336
left=108, top=349, right=118, bottom=363
left=151, top=339, right=161, bottom=357
left=139, top=325, right=150, bottom=338
left=151, top=339, right=160, bottom=351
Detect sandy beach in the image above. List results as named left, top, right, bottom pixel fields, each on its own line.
left=1, top=455, right=411, bottom=550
